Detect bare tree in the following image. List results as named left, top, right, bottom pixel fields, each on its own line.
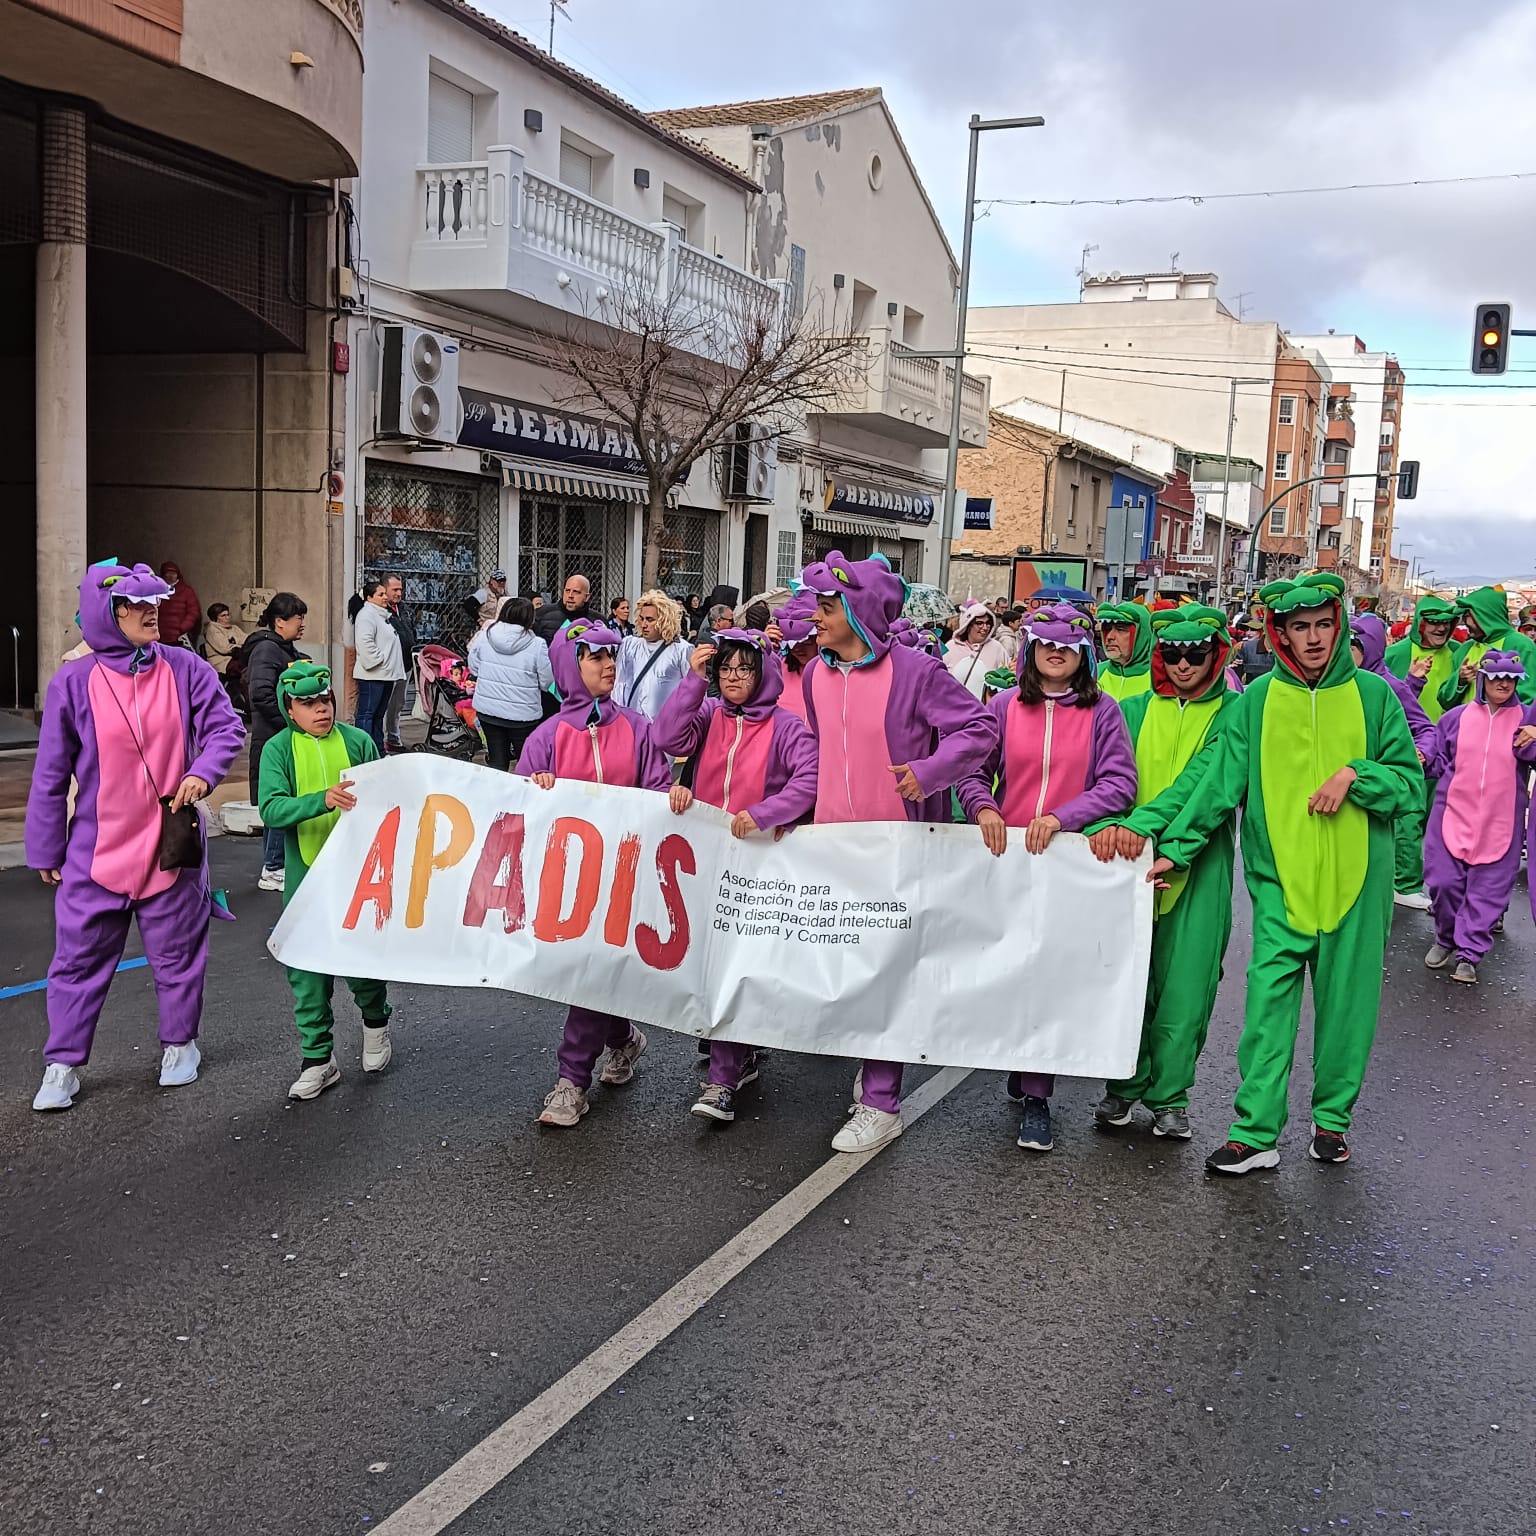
left=545, top=267, right=869, bottom=592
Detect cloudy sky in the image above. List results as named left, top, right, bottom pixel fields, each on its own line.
left=483, top=0, right=1536, bottom=584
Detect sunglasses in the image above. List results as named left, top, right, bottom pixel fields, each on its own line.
left=1160, top=643, right=1214, bottom=667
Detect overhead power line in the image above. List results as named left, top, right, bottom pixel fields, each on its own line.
left=978, top=169, right=1536, bottom=212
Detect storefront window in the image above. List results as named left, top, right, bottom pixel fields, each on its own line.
left=519, top=495, right=629, bottom=609
left=656, top=509, right=721, bottom=600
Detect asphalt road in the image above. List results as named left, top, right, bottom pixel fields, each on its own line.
left=1, top=840, right=1531, bottom=1536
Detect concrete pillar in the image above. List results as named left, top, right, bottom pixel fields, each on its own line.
left=35, top=104, right=88, bottom=705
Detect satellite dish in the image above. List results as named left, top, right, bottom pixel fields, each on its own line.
left=1094, top=272, right=1108, bottom=283
left=1109, top=270, right=1122, bottom=281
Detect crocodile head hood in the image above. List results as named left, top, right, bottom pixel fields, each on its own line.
left=276, top=660, right=336, bottom=728
left=1261, top=572, right=1355, bottom=688
left=1476, top=648, right=1526, bottom=704
left=1023, top=603, right=1098, bottom=675
left=709, top=628, right=783, bottom=718
left=1096, top=601, right=1153, bottom=678
left=1349, top=611, right=1391, bottom=675
left=1408, top=593, right=1459, bottom=648
left=771, top=592, right=818, bottom=649
left=549, top=618, right=624, bottom=726
left=81, top=561, right=174, bottom=674
left=1149, top=604, right=1233, bottom=700
left=800, top=550, right=907, bottom=664
left=1458, top=585, right=1514, bottom=645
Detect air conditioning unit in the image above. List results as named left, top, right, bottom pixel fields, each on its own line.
left=723, top=421, right=778, bottom=502
left=378, top=323, right=461, bottom=444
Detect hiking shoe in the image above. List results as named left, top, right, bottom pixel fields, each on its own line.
left=832, top=1103, right=903, bottom=1153
left=32, top=1062, right=80, bottom=1112
left=1017, top=1095, right=1054, bottom=1152
left=1393, top=889, right=1431, bottom=911
left=1205, top=1140, right=1280, bottom=1175
left=1005, top=1071, right=1024, bottom=1102
left=288, top=1058, right=341, bottom=1100
left=258, top=867, right=285, bottom=892
left=361, top=1024, right=392, bottom=1073
left=1309, top=1128, right=1350, bottom=1164
left=158, top=1041, right=201, bottom=1088
left=1452, top=961, right=1477, bottom=984
left=1152, top=1107, right=1192, bottom=1139
left=691, top=1084, right=737, bottom=1123
left=538, top=1079, right=589, bottom=1127
left=599, top=1026, right=647, bottom=1086
left=1094, top=1093, right=1135, bottom=1129
left=1424, top=944, right=1453, bottom=969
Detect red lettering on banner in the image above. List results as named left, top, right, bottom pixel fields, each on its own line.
left=342, top=806, right=401, bottom=931
left=603, top=833, right=642, bottom=948
left=462, top=812, right=527, bottom=933
left=533, top=817, right=604, bottom=942
left=636, top=833, right=695, bottom=971
left=406, top=794, right=475, bottom=928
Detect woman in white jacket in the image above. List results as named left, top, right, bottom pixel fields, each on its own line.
left=467, top=597, right=554, bottom=770
left=352, top=578, right=405, bottom=750
left=943, top=602, right=1010, bottom=698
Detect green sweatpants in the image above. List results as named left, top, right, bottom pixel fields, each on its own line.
left=1393, top=776, right=1433, bottom=893
left=1108, top=842, right=1233, bottom=1112
left=287, top=967, right=391, bottom=1060
left=1230, top=890, right=1389, bottom=1149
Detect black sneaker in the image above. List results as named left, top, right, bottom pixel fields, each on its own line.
left=1016, top=1095, right=1054, bottom=1152
left=1308, top=1128, right=1350, bottom=1164
left=735, top=1051, right=761, bottom=1089
left=1094, top=1093, right=1135, bottom=1129
left=691, top=1084, right=737, bottom=1123
left=1204, top=1140, right=1280, bottom=1175
left=1005, top=1071, right=1024, bottom=1102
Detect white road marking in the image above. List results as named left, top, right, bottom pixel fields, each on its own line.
left=370, top=1066, right=973, bottom=1535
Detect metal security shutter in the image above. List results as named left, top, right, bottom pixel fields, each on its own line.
left=427, top=75, right=474, bottom=164
left=657, top=510, right=720, bottom=601
left=519, top=496, right=630, bottom=611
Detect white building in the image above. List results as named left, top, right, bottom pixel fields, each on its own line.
left=652, top=87, right=989, bottom=592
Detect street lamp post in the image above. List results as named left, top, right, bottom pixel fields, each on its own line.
left=1215, top=376, right=1270, bottom=608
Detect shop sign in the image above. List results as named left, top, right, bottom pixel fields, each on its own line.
left=964, top=495, right=995, bottom=531
left=824, top=476, right=936, bottom=527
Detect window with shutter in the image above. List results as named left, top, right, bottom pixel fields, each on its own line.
left=427, top=75, right=474, bottom=164
left=559, top=142, right=594, bottom=195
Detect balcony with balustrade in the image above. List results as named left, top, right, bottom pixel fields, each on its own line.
left=408, top=146, right=783, bottom=357
left=823, top=327, right=990, bottom=448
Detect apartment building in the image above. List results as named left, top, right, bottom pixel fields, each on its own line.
left=1257, top=346, right=1331, bottom=572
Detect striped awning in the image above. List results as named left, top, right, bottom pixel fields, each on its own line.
left=498, top=460, right=679, bottom=505
left=811, top=512, right=907, bottom=541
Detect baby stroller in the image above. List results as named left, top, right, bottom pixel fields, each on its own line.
left=410, top=643, right=482, bottom=761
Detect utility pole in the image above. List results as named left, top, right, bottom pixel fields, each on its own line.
left=1214, top=376, right=1268, bottom=607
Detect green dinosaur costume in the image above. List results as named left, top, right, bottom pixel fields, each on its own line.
left=1438, top=586, right=1536, bottom=711
left=1382, top=594, right=1459, bottom=893
left=1156, top=574, right=1420, bottom=1152
left=1092, top=605, right=1242, bottom=1113
left=1096, top=602, right=1153, bottom=703
left=257, top=661, right=389, bottom=1060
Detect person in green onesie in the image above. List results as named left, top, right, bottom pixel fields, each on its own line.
left=1437, top=585, right=1536, bottom=712
left=258, top=660, right=393, bottom=1102
left=1085, top=605, right=1242, bottom=1141
left=1382, top=594, right=1459, bottom=907
left=1147, top=572, right=1421, bottom=1176
left=1096, top=601, right=1153, bottom=702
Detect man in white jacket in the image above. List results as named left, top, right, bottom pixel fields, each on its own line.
left=615, top=589, right=693, bottom=720
left=353, top=578, right=404, bottom=751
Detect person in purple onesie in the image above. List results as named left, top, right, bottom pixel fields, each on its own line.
left=1421, top=651, right=1536, bottom=985
left=1350, top=612, right=1435, bottom=756
left=517, top=620, right=674, bottom=1129
left=26, top=562, right=244, bottom=1111
left=796, top=551, right=997, bottom=1154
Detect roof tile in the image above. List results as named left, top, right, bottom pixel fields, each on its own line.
left=650, top=88, right=883, bottom=131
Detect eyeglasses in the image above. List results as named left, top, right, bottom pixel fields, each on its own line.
left=1161, top=644, right=1214, bottom=666
left=717, top=664, right=757, bottom=678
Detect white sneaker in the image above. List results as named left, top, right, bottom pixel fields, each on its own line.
left=831, top=1103, right=904, bottom=1154
left=258, top=867, right=285, bottom=893
left=361, top=1025, right=392, bottom=1073
left=1393, top=889, right=1431, bottom=911
left=288, top=1057, right=341, bottom=1100
left=159, top=1041, right=201, bottom=1088
left=32, top=1062, right=80, bottom=1111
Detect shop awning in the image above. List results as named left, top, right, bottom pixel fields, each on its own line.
left=811, top=512, right=908, bottom=541
left=497, top=460, right=680, bottom=505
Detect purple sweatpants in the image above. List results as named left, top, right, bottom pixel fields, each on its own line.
left=857, top=1058, right=904, bottom=1114
left=1425, top=803, right=1522, bottom=964
left=557, top=1006, right=633, bottom=1091
left=707, top=1040, right=756, bottom=1090
left=1016, top=1072, right=1056, bottom=1099
left=45, top=867, right=211, bottom=1067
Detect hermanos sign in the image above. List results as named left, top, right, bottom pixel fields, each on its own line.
left=824, top=476, right=936, bottom=526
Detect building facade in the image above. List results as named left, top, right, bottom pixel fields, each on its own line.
left=1257, top=346, right=1331, bottom=574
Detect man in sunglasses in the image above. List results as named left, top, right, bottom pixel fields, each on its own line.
left=1087, top=606, right=1242, bottom=1140
left=1095, top=602, right=1153, bottom=703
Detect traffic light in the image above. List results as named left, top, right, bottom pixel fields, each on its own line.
left=1397, top=460, right=1419, bottom=500
left=1472, top=303, right=1511, bottom=374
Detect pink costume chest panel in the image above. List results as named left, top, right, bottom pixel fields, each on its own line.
left=694, top=712, right=773, bottom=814
left=88, top=662, right=185, bottom=899
left=1444, top=704, right=1521, bottom=864
left=1000, top=696, right=1092, bottom=827
left=809, top=659, right=907, bottom=824
left=779, top=667, right=807, bottom=722
left=551, top=714, right=640, bottom=786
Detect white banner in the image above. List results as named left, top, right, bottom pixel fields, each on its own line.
left=269, top=758, right=1153, bottom=1078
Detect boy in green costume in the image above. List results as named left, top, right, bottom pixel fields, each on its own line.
left=258, top=661, right=393, bottom=1101
left=1382, top=594, right=1459, bottom=906
left=1087, top=605, right=1242, bottom=1141
left=1147, top=573, right=1421, bottom=1175
left=1437, top=585, right=1536, bottom=712
left=1096, top=602, right=1153, bottom=702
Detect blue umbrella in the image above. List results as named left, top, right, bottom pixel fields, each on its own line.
left=1028, top=583, right=1094, bottom=605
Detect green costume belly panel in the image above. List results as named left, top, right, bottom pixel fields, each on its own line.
left=1414, top=644, right=1455, bottom=723
left=1136, top=695, right=1220, bottom=914
left=1259, top=682, right=1368, bottom=933
left=1100, top=671, right=1152, bottom=704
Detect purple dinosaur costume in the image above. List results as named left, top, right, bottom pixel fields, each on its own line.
left=1352, top=612, right=1436, bottom=753
left=797, top=552, right=996, bottom=1117
left=1422, top=651, right=1536, bottom=965
left=25, top=562, right=244, bottom=1076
